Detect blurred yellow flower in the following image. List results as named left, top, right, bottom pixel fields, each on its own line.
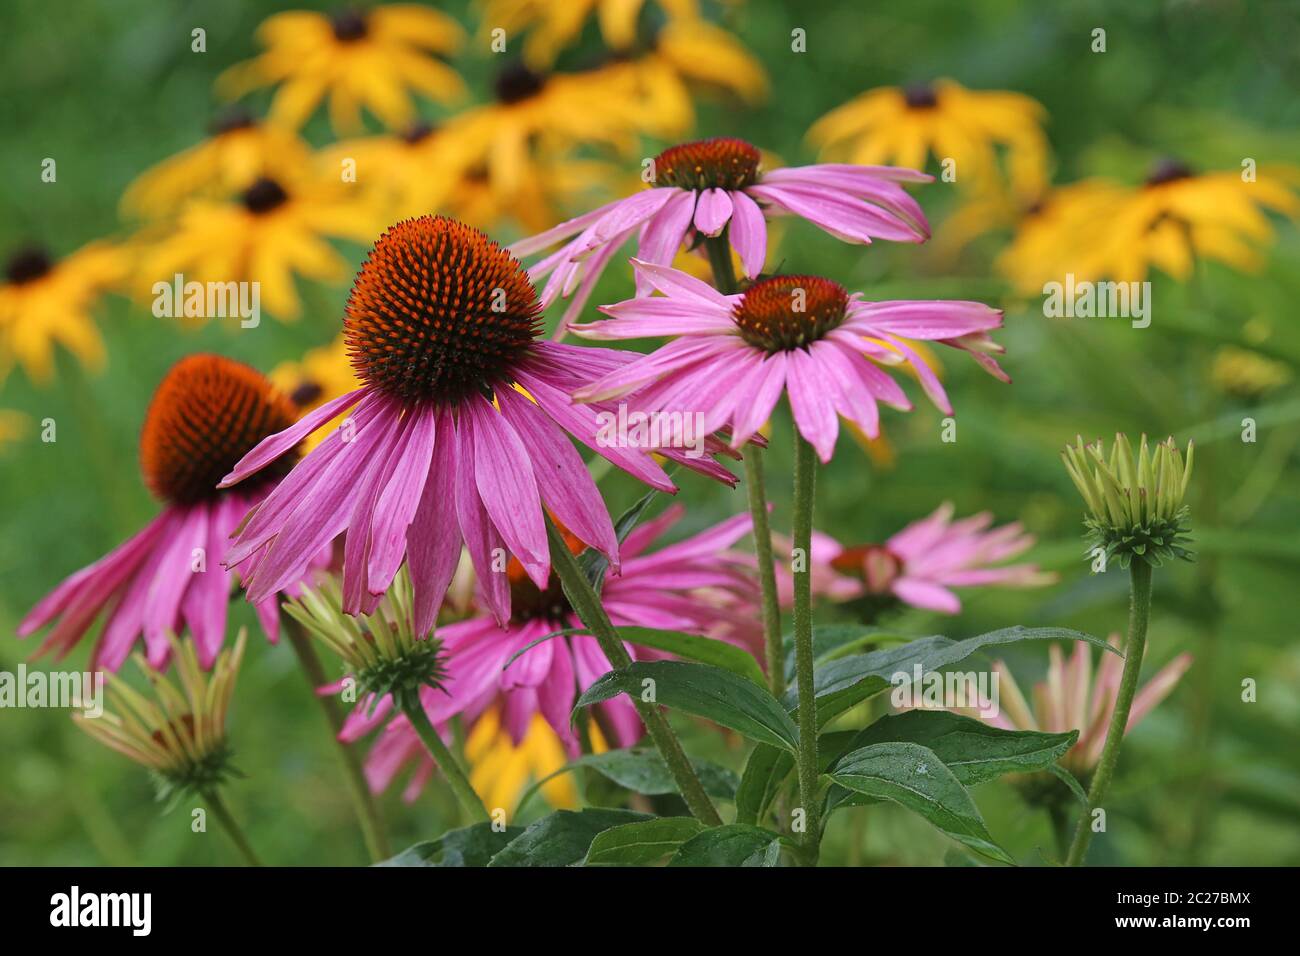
left=998, top=162, right=1300, bottom=292
left=137, top=175, right=378, bottom=322
left=1211, top=346, right=1292, bottom=398
left=480, top=0, right=698, bottom=67
left=120, top=109, right=311, bottom=220
left=0, top=409, right=27, bottom=449
left=808, top=79, right=1050, bottom=201
left=319, top=121, right=473, bottom=219
left=596, top=18, right=768, bottom=137
left=218, top=5, right=465, bottom=134
left=0, top=240, right=128, bottom=385
left=466, top=708, right=588, bottom=812
left=269, top=333, right=360, bottom=450
left=438, top=64, right=645, bottom=205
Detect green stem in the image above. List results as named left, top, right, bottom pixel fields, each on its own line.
left=284, top=617, right=391, bottom=862
left=745, top=447, right=785, bottom=697
left=792, top=431, right=822, bottom=865
left=1065, top=559, right=1153, bottom=866
left=200, top=787, right=262, bottom=866
left=701, top=235, right=785, bottom=696
left=546, top=517, right=723, bottom=826
left=402, top=697, right=491, bottom=823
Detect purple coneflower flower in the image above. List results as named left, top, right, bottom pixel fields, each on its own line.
left=509, top=137, right=932, bottom=333
left=796, top=503, right=1055, bottom=614
left=339, top=508, right=759, bottom=799
left=222, top=216, right=735, bottom=633
left=19, top=355, right=326, bottom=670
left=568, top=260, right=1008, bottom=463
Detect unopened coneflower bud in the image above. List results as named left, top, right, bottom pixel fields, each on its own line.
left=282, top=568, right=447, bottom=712
left=76, top=631, right=246, bottom=800
left=1061, top=433, right=1194, bottom=568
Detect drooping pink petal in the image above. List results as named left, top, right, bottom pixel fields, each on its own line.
left=495, top=386, right=617, bottom=563
left=141, top=501, right=210, bottom=667
left=407, top=408, right=462, bottom=637
left=453, top=416, right=512, bottom=624
left=891, top=576, right=962, bottom=614
left=786, top=347, right=840, bottom=462
left=729, top=190, right=768, bottom=279
left=465, top=395, right=549, bottom=589
left=729, top=351, right=788, bottom=447
left=634, top=190, right=697, bottom=293
left=218, top=387, right=368, bottom=488
left=693, top=188, right=734, bottom=237
left=367, top=403, right=437, bottom=593
left=627, top=258, right=734, bottom=307
left=846, top=300, right=1002, bottom=340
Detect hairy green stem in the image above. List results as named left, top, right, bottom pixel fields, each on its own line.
left=200, top=787, right=262, bottom=866
left=1066, top=559, right=1153, bottom=866
left=702, top=235, right=784, bottom=696
left=283, top=616, right=391, bottom=861
left=546, top=517, right=723, bottom=826
left=792, top=431, right=822, bottom=864
left=402, top=697, right=490, bottom=823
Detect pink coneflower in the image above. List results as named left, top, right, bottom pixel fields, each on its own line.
left=18, top=355, right=327, bottom=670
left=919, top=635, right=1192, bottom=777
left=810, top=503, right=1056, bottom=614
left=338, top=508, right=758, bottom=800
left=569, top=260, right=1008, bottom=463
left=508, top=137, right=932, bottom=333
left=221, top=216, right=736, bottom=634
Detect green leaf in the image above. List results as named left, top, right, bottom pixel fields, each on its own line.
left=734, top=745, right=794, bottom=826
left=790, top=626, right=1116, bottom=727
left=829, top=742, right=1014, bottom=865
left=826, top=712, right=1078, bottom=813
left=847, top=711, right=1078, bottom=786
left=668, top=824, right=785, bottom=867
left=515, top=747, right=739, bottom=815
left=375, top=822, right=525, bottom=867
left=735, top=732, right=859, bottom=826
left=1046, top=764, right=1089, bottom=805
left=580, top=486, right=661, bottom=593
left=782, top=624, right=911, bottom=683
left=574, top=661, right=800, bottom=753
left=617, top=627, right=766, bottom=685
left=488, top=808, right=650, bottom=867
left=584, top=817, right=706, bottom=866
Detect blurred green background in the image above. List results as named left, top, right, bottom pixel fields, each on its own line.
left=2, top=0, right=1299, bottom=865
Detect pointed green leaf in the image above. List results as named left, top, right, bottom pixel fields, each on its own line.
left=515, top=747, right=738, bottom=815
left=584, top=817, right=706, bottom=866
left=617, top=627, right=765, bottom=685
left=376, top=822, right=525, bottom=867
left=668, top=824, right=785, bottom=867
left=488, top=808, right=650, bottom=867
left=574, top=661, right=799, bottom=752
left=829, top=742, right=1014, bottom=865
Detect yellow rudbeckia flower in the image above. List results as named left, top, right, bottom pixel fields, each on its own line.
left=437, top=64, right=645, bottom=207
left=120, top=109, right=311, bottom=220
left=466, top=708, right=598, bottom=813
left=999, top=162, right=1300, bottom=291
left=218, top=5, right=466, bottom=134
left=0, top=240, right=128, bottom=384
left=269, top=333, right=361, bottom=450
left=136, top=175, right=379, bottom=322
left=479, top=0, right=699, bottom=67
left=808, top=79, right=1050, bottom=201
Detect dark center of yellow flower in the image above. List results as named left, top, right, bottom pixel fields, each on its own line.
left=402, top=121, right=437, bottom=145
left=331, top=8, right=368, bottom=42
left=1145, top=158, right=1194, bottom=187
left=241, top=177, right=289, bottom=215
left=5, top=245, right=53, bottom=285
left=140, top=354, right=300, bottom=505
left=209, top=106, right=256, bottom=136
left=903, top=83, right=938, bottom=109
left=494, top=63, right=547, bottom=104
left=654, top=138, right=761, bottom=190
left=289, top=380, right=324, bottom=407
left=732, top=275, right=849, bottom=353
left=344, top=216, right=541, bottom=405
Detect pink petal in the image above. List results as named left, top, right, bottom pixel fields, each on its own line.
left=366, top=404, right=437, bottom=593
left=693, top=188, right=734, bottom=237
left=219, top=387, right=367, bottom=488
left=634, top=190, right=697, bottom=294
left=786, top=347, right=840, bottom=463
left=729, top=190, right=768, bottom=279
